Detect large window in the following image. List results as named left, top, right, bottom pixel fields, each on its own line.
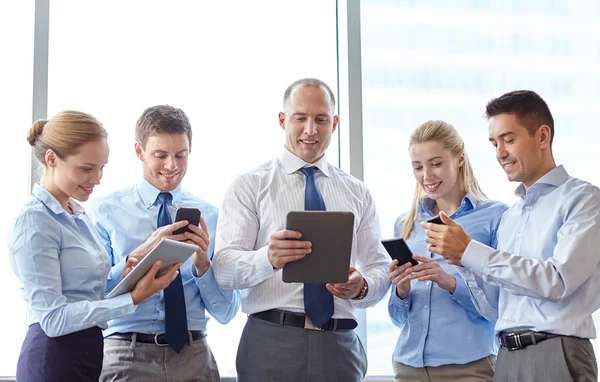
left=47, top=0, right=338, bottom=376
left=5, top=0, right=600, bottom=379
left=0, top=1, right=34, bottom=377
left=361, top=0, right=600, bottom=375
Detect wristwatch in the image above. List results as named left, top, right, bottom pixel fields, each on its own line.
left=352, top=278, right=369, bottom=300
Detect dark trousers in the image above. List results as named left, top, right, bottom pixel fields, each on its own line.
left=494, top=335, right=597, bottom=382
left=16, top=323, right=104, bottom=382
left=236, top=315, right=367, bottom=382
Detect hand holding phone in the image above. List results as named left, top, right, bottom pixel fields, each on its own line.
left=173, top=208, right=201, bottom=235
left=381, top=238, right=418, bottom=266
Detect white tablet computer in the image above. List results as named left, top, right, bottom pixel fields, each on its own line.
left=107, top=238, right=197, bottom=298
left=282, top=211, right=355, bottom=284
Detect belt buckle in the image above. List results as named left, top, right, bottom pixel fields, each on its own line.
left=304, top=316, right=324, bottom=331
left=154, top=333, right=169, bottom=347
left=502, top=332, right=523, bottom=351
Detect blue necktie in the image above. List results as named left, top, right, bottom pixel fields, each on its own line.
left=299, top=167, right=334, bottom=328
left=156, top=192, right=188, bottom=353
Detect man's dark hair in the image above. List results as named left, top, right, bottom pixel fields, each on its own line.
left=485, top=90, right=554, bottom=147
left=135, top=105, right=192, bottom=148
left=283, top=78, right=336, bottom=113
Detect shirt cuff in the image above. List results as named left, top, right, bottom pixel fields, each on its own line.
left=111, top=292, right=137, bottom=315
left=462, top=240, right=494, bottom=275
left=449, top=277, right=469, bottom=306
left=107, top=256, right=128, bottom=292
left=191, top=262, right=210, bottom=279
left=389, top=288, right=411, bottom=309
left=192, top=263, right=216, bottom=285
left=257, top=246, right=277, bottom=277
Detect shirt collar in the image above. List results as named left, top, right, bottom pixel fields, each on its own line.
left=32, top=183, right=85, bottom=217
left=137, top=177, right=184, bottom=209
left=277, top=147, right=331, bottom=177
left=514, top=165, right=568, bottom=199
left=418, top=192, right=476, bottom=215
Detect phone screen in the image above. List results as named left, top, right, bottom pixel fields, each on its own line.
left=173, top=208, right=201, bottom=235
left=381, top=238, right=418, bottom=266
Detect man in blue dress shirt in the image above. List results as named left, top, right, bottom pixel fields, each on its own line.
left=88, top=105, right=240, bottom=382
left=422, top=90, right=600, bottom=381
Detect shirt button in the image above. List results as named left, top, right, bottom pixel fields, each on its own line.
left=424, top=304, right=428, bottom=310
left=212, top=303, right=217, bottom=307
left=404, top=303, right=409, bottom=307
left=452, top=297, right=456, bottom=300
left=458, top=300, right=462, bottom=304
left=159, top=302, right=164, bottom=308
left=423, top=328, right=427, bottom=333
left=518, top=232, right=522, bottom=238
left=526, top=206, right=530, bottom=210
left=426, top=281, right=431, bottom=286
left=202, top=284, right=206, bottom=288
left=122, top=309, right=126, bottom=314
left=157, top=320, right=164, bottom=325
left=92, top=321, right=97, bottom=325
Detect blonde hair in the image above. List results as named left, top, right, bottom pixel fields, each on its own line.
left=27, top=110, right=107, bottom=165
left=402, top=120, right=486, bottom=239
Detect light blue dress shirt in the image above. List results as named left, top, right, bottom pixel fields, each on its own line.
left=388, top=194, right=508, bottom=367
left=88, top=178, right=240, bottom=337
left=8, top=184, right=136, bottom=338
left=463, top=165, right=600, bottom=338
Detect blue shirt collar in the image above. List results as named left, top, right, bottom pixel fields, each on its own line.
left=514, top=165, right=568, bottom=199
left=419, top=192, right=477, bottom=215
left=136, top=177, right=184, bottom=209
left=278, top=147, right=331, bottom=177
left=32, top=183, right=85, bottom=217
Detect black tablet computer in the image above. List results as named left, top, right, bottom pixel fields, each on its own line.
left=282, top=211, right=355, bottom=284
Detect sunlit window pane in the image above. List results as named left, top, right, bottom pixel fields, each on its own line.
left=361, top=0, right=600, bottom=375
left=47, top=1, right=337, bottom=376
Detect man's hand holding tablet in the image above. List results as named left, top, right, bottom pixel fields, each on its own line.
left=281, top=211, right=355, bottom=285
left=267, top=230, right=312, bottom=270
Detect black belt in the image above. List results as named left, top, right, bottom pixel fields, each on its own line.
left=499, top=330, right=559, bottom=351
left=107, top=330, right=207, bottom=346
left=250, top=309, right=357, bottom=331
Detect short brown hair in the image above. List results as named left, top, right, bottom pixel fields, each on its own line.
left=485, top=90, right=554, bottom=147
left=27, top=110, right=107, bottom=165
left=135, top=105, right=192, bottom=149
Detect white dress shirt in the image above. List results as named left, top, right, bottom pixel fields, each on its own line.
left=462, top=165, right=600, bottom=338
left=213, top=148, right=391, bottom=319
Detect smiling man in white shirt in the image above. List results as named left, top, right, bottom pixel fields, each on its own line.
left=422, top=90, right=600, bottom=382
left=213, top=78, right=390, bottom=382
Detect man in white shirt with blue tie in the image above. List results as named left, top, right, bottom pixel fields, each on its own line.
left=213, top=78, right=390, bottom=382
left=422, top=90, right=600, bottom=381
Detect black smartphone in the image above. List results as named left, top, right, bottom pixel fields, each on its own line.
left=426, top=215, right=444, bottom=225
left=173, top=208, right=201, bottom=235
left=381, top=238, right=418, bottom=266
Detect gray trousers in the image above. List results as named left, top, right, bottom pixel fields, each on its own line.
left=236, top=315, right=367, bottom=382
left=100, top=333, right=220, bottom=382
left=393, top=355, right=496, bottom=382
left=494, top=336, right=597, bottom=382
